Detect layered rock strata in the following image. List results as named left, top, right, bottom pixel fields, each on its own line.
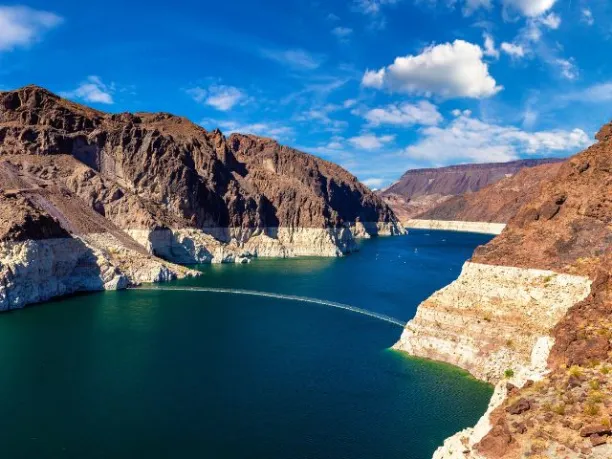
left=394, top=123, right=611, bottom=457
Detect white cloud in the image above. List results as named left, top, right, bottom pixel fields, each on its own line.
left=353, top=0, right=399, bottom=15
left=363, top=100, right=443, bottom=127
left=259, top=48, right=322, bottom=70
left=555, top=58, right=578, bottom=80
left=343, top=99, right=358, bottom=108
left=0, top=5, right=63, bottom=52
left=294, top=104, right=348, bottom=133
left=462, top=0, right=492, bottom=16
left=349, top=133, right=395, bottom=150
left=500, top=42, right=526, bottom=58
left=187, top=84, right=248, bottom=111
left=60, top=76, right=114, bottom=104
left=403, top=113, right=591, bottom=165
left=540, top=12, right=561, bottom=29
left=361, top=40, right=502, bottom=99
left=362, top=177, right=386, bottom=189
left=483, top=33, right=499, bottom=59
left=352, top=0, right=401, bottom=29
left=522, top=108, right=538, bottom=129
left=332, top=26, right=353, bottom=41
left=562, top=82, right=612, bottom=103
left=451, top=108, right=472, bottom=117
left=502, top=0, right=557, bottom=18
left=581, top=8, right=594, bottom=26
left=201, top=119, right=294, bottom=140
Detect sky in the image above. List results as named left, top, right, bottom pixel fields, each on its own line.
left=0, top=0, right=611, bottom=189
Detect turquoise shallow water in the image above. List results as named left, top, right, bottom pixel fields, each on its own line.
left=0, top=230, right=493, bottom=459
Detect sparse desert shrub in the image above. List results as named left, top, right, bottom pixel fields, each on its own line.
left=584, top=403, right=600, bottom=416
left=553, top=403, right=566, bottom=415
left=504, top=369, right=515, bottom=378
left=589, top=379, right=600, bottom=390
left=568, top=366, right=583, bottom=378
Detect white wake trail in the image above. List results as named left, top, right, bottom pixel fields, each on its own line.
left=134, top=286, right=406, bottom=328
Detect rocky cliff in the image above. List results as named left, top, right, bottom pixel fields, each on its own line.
left=380, top=159, right=562, bottom=223
left=394, top=123, right=611, bottom=458
left=0, top=85, right=402, bottom=309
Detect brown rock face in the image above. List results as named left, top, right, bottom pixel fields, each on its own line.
left=379, top=158, right=563, bottom=222
left=468, top=123, right=612, bottom=459
left=472, top=126, right=611, bottom=275
left=416, top=162, right=563, bottom=223
left=0, top=85, right=400, bottom=241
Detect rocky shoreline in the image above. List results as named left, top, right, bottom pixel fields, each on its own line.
left=393, top=261, right=592, bottom=458
left=393, top=121, right=611, bottom=458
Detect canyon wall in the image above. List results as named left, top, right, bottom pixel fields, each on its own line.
left=0, top=85, right=403, bottom=309
left=394, top=123, right=611, bottom=458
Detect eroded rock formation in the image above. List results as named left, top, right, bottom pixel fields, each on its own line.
left=0, top=85, right=402, bottom=309
left=394, top=122, right=611, bottom=458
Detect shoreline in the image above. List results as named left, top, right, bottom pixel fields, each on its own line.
left=404, top=219, right=506, bottom=235
left=392, top=261, right=592, bottom=458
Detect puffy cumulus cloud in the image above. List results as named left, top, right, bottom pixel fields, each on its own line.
left=349, top=133, right=395, bottom=150
left=500, top=42, right=526, bottom=58
left=403, top=113, right=591, bottom=165
left=0, top=5, right=63, bottom=52
left=363, top=100, right=443, bottom=127
left=361, top=40, right=502, bottom=99
left=502, top=0, right=557, bottom=18
left=60, top=76, right=114, bottom=104
left=187, top=84, right=249, bottom=111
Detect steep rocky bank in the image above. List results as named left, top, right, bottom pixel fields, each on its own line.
left=0, top=85, right=402, bottom=309
left=394, top=123, right=611, bottom=458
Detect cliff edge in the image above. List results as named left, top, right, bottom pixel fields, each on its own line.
left=394, top=122, right=611, bottom=458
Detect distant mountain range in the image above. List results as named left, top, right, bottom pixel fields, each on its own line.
left=379, top=158, right=565, bottom=222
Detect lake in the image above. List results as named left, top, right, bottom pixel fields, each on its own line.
left=0, top=230, right=493, bottom=459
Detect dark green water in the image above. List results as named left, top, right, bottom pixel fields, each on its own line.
left=0, top=230, right=493, bottom=459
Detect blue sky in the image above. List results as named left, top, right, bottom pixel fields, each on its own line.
left=0, top=0, right=611, bottom=188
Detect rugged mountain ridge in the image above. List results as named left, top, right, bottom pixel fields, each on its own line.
left=0, top=85, right=402, bottom=310
left=380, top=158, right=563, bottom=224
left=394, top=123, right=611, bottom=458
left=415, top=161, right=563, bottom=224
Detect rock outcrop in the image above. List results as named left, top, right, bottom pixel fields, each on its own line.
left=0, top=85, right=402, bottom=263
left=380, top=159, right=563, bottom=223
left=394, top=122, right=611, bottom=458
left=0, top=85, right=402, bottom=309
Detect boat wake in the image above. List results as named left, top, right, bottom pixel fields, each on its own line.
left=134, top=286, right=406, bottom=328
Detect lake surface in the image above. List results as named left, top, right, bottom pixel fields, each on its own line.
left=0, top=230, right=493, bottom=459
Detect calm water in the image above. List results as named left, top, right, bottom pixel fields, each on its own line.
left=0, top=230, right=493, bottom=459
